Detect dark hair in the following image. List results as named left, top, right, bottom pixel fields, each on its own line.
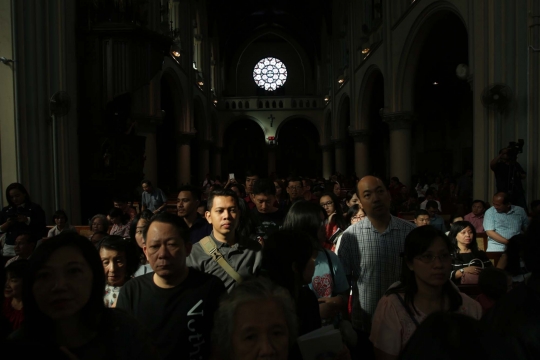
left=226, top=183, right=246, bottom=198
left=141, top=179, right=152, bottom=186
left=449, top=221, right=481, bottom=256
left=391, top=177, right=400, bottom=183
left=450, top=213, right=464, bottom=224
left=400, top=312, right=488, bottom=360
left=5, top=183, right=31, bottom=206
left=244, top=170, right=259, bottom=179
left=345, top=204, right=362, bottom=224
left=51, top=209, right=68, bottom=223
left=261, top=230, right=314, bottom=300
left=319, top=192, right=347, bottom=231
left=282, top=201, right=326, bottom=249
left=108, top=207, right=124, bottom=219
left=97, top=235, right=139, bottom=278
left=324, top=181, right=340, bottom=194
left=128, top=209, right=153, bottom=241
left=15, top=231, right=38, bottom=244
left=425, top=200, right=439, bottom=210
left=22, top=232, right=105, bottom=339
left=142, top=212, right=190, bottom=245
left=415, top=209, right=429, bottom=219
left=112, top=196, right=127, bottom=204
left=287, top=177, right=303, bottom=187
left=386, top=226, right=462, bottom=315
left=252, top=178, right=276, bottom=196
left=207, top=188, right=239, bottom=211
left=425, top=189, right=435, bottom=197
left=198, top=200, right=207, bottom=210
left=302, top=178, right=313, bottom=188
left=5, top=259, right=30, bottom=279
left=178, top=185, right=202, bottom=202
left=478, top=268, right=509, bottom=301
left=345, top=191, right=357, bottom=203
left=494, top=192, right=510, bottom=204
left=472, top=199, right=486, bottom=208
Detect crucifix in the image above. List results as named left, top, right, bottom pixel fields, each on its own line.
left=268, top=114, right=275, bottom=127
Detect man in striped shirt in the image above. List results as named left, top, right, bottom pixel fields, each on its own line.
left=338, top=176, right=415, bottom=334
left=484, top=192, right=529, bottom=252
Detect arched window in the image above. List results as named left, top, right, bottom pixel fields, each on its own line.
left=253, top=57, right=288, bottom=91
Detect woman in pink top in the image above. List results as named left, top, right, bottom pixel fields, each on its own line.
left=370, top=226, right=482, bottom=360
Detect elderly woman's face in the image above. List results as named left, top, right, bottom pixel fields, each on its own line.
left=32, top=246, right=93, bottom=321
left=232, top=299, right=289, bottom=360
left=92, top=218, right=106, bottom=232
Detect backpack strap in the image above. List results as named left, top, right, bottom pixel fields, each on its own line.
left=395, top=293, right=420, bottom=328
left=200, top=236, right=243, bottom=284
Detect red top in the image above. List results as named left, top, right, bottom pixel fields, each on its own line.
left=2, top=297, right=24, bottom=330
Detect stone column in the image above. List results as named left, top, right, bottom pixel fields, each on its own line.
left=213, top=146, right=222, bottom=178
left=267, top=145, right=277, bottom=176
left=333, top=140, right=347, bottom=176
left=350, top=129, right=370, bottom=178
left=177, top=133, right=194, bottom=185
left=137, top=117, right=159, bottom=185
left=321, top=144, right=334, bottom=179
left=383, top=112, right=413, bottom=188
left=199, top=140, right=210, bottom=182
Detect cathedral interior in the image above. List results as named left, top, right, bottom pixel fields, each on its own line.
left=0, top=0, right=539, bottom=223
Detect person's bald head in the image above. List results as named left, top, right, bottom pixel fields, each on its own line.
left=356, top=176, right=391, bottom=219
left=492, top=192, right=511, bottom=213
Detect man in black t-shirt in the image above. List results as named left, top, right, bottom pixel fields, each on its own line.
left=250, top=178, right=285, bottom=245
left=490, top=148, right=527, bottom=209
left=116, top=213, right=225, bottom=360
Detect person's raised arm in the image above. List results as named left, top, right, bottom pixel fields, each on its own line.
left=490, top=150, right=505, bottom=170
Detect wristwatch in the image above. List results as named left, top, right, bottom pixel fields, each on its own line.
left=460, top=268, right=464, bottom=274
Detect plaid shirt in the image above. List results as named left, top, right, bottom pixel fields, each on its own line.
left=338, top=215, right=415, bottom=331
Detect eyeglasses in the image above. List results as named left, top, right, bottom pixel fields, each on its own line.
left=320, top=201, right=334, bottom=207
left=351, top=215, right=364, bottom=221
left=415, top=253, right=452, bottom=263
left=288, top=186, right=303, bottom=190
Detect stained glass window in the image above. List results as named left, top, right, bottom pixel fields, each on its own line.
left=253, top=57, right=287, bottom=91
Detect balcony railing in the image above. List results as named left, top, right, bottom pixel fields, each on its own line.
left=219, top=96, right=323, bottom=111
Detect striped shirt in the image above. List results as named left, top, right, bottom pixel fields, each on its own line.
left=338, top=215, right=415, bottom=331
left=483, top=205, right=529, bottom=252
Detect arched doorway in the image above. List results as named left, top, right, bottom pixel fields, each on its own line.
left=157, top=75, right=179, bottom=193
left=276, top=118, right=321, bottom=177
left=411, top=12, right=471, bottom=184
left=222, top=118, right=267, bottom=180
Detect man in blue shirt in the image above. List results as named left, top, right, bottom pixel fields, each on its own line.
left=141, top=180, right=167, bottom=214
left=426, top=200, right=446, bottom=232
left=484, top=192, right=529, bottom=252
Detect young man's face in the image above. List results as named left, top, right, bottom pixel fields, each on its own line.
left=142, top=183, right=152, bottom=193
left=205, top=196, right=239, bottom=239
left=414, top=215, right=430, bottom=227
left=245, top=175, right=259, bottom=194
left=286, top=181, right=304, bottom=200
left=426, top=207, right=438, bottom=218
left=251, top=193, right=276, bottom=214
left=177, top=191, right=199, bottom=218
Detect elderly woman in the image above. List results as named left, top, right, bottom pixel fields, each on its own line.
left=370, top=226, right=482, bottom=360
left=212, top=277, right=298, bottom=360
left=97, top=235, right=139, bottom=308
left=7, top=232, right=155, bottom=358
left=88, top=214, right=109, bottom=241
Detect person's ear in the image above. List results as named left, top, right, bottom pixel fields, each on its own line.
left=205, top=210, right=212, bottom=224
left=143, top=245, right=149, bottom=261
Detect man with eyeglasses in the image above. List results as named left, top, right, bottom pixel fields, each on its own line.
left=338, top=176, right=415, bottom=343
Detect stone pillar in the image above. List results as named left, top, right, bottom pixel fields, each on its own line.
left=334, top=140, right=347, bottom=176
left=321, top=144, right=334, bottom=179
left=177, top=133, right=194, bottom=185
left=267, top=145, right=277, bottom=175
left=199, top=140, right=210, bottom=182
left=351, top=129, right=370, bottom=178
left=136, top=118, right=158, bottom=185
left=383, top=112, right=414, bottom=188
left=214, top=147, right=222, bottom=178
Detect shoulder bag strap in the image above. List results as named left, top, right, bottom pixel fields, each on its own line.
left=200, top=236, right=243, bottom=284
left=323, top=249, right=336, bottom=296
left=395, top=293, right=420, bottom=327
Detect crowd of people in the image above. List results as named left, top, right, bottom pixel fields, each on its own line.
left=0, top=166, right=539, bottom=359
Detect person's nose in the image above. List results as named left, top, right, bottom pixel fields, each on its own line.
left=156, top=244, right=170, bottom=259
left=257, top=334, right=277, bottom=357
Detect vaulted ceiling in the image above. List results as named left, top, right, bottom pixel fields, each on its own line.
left=207, top=0, right=333, bottom=67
